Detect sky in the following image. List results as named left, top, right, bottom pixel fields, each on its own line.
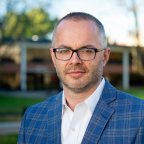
left=49, top=0, right=144, bottom=46
left=0, top=0, right=144, bottom=46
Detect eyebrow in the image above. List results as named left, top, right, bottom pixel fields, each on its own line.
left=56, top=44, right=96, bottom=49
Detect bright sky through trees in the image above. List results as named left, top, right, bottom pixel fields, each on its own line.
left=0, top=0, right=144, bottom=46
left=50, top=0, right=144, bottom=46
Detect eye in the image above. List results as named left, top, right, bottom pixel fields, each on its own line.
left=56, top=48, right=71, bottom=54
left=56, top=48, right=69, bottom=53
left=86, top=49, right=94, bottom=53
left=80, top=48, right=95, bottom=54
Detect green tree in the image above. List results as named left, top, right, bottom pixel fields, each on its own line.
left=3, top=8, right=57, bottom=40
left=0, top=0, right=57, bottom=43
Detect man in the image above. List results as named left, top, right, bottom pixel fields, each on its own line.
left=18, top=12, right=144, bottom=144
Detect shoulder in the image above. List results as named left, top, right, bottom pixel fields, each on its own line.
left=110, top=89, right=144, bottom=119
left=116, top=89, right=144, bottom=109
left=116, top=89, right=144, bottom=104
left=103, top=80, right=144, bottom=114
left=18, top=92, right=62, bottom=143
left=24, top=92, right=62, bottom=116
left=104, top=79, right=144, bottom=104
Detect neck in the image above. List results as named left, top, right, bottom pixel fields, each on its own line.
left=63, top=80, right=101, bottom=111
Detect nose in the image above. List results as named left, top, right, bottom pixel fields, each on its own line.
left=69, top=52, right=82, bottom=64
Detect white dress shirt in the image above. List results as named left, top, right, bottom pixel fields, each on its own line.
left=61, top=78, right=105, bottom=144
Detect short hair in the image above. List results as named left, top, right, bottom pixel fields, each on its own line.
left=52, top=12, right=107, bottom=47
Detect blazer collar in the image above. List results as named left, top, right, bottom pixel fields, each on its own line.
left=46, top=80, right=117, bottom=144
left=47, top=92, right=63, bottom=144
left=82, top=80, right=116, bottom=144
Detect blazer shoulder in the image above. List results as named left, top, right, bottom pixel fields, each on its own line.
left=24, top=92, right=62, bottom=115
left=117, top=89, right=144, bottom=104
left=114, top=89, right=144, bottom=115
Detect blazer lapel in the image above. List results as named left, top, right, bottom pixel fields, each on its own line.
left=82, top=80, right=116, bottom=144
left=47, top=92, right=62, bottom=144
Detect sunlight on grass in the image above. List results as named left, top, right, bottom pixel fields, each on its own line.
left=0, top=134, right=18, bottom=144
left=119, top=87, right=144, bottom=100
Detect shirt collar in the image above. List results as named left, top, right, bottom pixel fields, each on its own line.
left=62, top=78, right=105, bottom=114
left=85, top=78, right=105, bottom=114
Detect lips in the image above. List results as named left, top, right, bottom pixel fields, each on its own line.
left=66, top=70, right=86, bottom=78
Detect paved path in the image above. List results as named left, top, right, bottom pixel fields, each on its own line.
left=0, top=122, right=20, bottom=135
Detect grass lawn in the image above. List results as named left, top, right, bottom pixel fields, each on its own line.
left=0, top=95, right=44, bottom=108
left=120, top=86, right=144, bottom=100
left=0, top=134, right=18, bottom=144
left=0, top=96, right=45, bottom=121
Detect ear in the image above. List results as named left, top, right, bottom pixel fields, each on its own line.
left=50, top=48, right=56, bottom=67
left=103, top=47, right=110, bottom=66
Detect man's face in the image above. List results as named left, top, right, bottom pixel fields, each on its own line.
left=51, top=20, right=110, bottom=93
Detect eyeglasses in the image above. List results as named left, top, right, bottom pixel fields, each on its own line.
left=52, top=47, right=105, bottom=61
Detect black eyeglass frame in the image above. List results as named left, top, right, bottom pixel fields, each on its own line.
left=52, top=47, right=106, bottom=61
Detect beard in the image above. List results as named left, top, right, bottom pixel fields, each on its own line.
left=55, top=60, right=103, bottom=93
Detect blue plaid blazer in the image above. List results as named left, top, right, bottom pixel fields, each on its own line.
left=18, top=80, right=144, bottom=144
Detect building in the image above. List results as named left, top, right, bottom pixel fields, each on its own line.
left=0, top=40, right=143, bottom=91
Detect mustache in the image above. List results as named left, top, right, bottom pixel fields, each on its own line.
left=64, top=65, right=88, bottom=73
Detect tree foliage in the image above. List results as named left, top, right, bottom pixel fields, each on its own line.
left=0, top=0, right=57, bottom=43
left=3, top=8, right=57, bottom=40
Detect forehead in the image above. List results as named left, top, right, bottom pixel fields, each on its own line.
left=55, top=19, right=99, bottom=33
left=53, top=19, right=102, bottom=47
